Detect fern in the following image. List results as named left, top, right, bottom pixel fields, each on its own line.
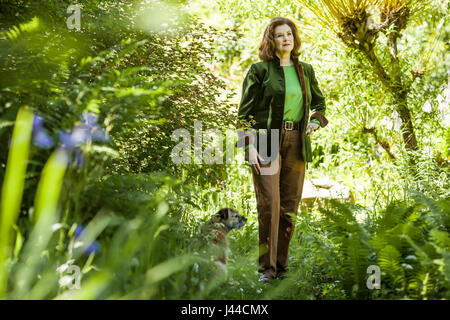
left=378, top=245, right=406, bottom=292
left=319, top=200, right=373, bottom=298
left=3, top=16, right=40, bottom=40
left=341, top=233, right=371, bottom=298
left=429, top=229, right=450, bottom=251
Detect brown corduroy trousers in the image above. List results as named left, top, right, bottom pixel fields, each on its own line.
left=250, top=126, right=306, bottom=278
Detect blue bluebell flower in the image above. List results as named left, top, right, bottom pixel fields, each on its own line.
left=80, top=112, right=108, bottom=143
left=54, top=112, right=108, bottom=169
left=81, top=112, right=98, bottom=127
left=58, top=130, right=77, bottom=150
left=91, top=127, right=107, bottom=142
left=74, top=225, right=84, bottom=238
left=85, top=241, right=101, bottom=255
left=58, top=130, right=86, bottom=168
left=59, top=113, right=108, bottom=151
left=32, top=115, right=54, bottom=148
left=73, top=225, right=101, bottom=255
left=34, top=130, right=54, bottom=149
left=59, top=127, right=90, bottom=150
left=33, top=115, right=44, bottom=131
left=71, top=125, right=91, bottom=145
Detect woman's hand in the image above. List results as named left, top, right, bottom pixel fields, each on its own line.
left=305, top=122, right=319, bottom=137
left=247, top=145, right=264, bottom=175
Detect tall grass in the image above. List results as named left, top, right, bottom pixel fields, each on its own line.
left=0, top=107, right=34, bottom=297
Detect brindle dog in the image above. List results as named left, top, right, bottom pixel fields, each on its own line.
left=205, top=208, right=247, bottom=273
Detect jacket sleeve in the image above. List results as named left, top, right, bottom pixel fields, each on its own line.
left=309, top=64, right=329, bottom=128
left=236, top=64, right=261, bottom=148
left=238, top=64, right=261, bottom=123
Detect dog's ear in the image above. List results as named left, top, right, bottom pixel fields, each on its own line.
left=216, top=208, right=229, bottom=220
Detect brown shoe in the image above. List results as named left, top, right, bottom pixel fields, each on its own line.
left=275, top=264, right=287, bottom=280
left=276, top=273, right=287, bottom=280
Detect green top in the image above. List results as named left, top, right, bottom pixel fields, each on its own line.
left=282, top=65, right=303, bottom=122
left=282, top=65, right=320, bottom=125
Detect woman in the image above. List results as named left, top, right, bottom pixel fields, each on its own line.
left=237, top=17, right=328, bottom=282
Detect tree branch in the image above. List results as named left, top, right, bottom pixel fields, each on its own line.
left=361, top=48, right=391, bottom=89
left=362, top=126, right=396, bottom=160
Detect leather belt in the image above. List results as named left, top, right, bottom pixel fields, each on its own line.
left=282, top=120, right=300, bottom=131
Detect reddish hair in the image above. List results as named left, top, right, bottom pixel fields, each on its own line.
left=258, top=17, right=302, bottom=61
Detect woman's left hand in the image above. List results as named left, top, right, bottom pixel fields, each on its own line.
left=306, top=122, right=319, bottom=137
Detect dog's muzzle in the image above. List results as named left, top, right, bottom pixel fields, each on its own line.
left=238, top=216, right=247, bottom=228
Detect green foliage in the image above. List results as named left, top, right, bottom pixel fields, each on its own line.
left=314, top=195, right=450, bottom=299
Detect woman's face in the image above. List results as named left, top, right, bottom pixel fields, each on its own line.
left=273, top=24, right=294, bottom=56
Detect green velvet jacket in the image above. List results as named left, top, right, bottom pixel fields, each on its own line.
left=237, top=55, right=328, bottom=163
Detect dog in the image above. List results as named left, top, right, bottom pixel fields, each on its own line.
left=203, top=208, right=247, bottom=274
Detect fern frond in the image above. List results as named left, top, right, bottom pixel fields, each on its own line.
left=378, top=245, right=406, bottom=289
left=429, top=229, right=450, bottom=251
left=341, top=233, right=371, bottom=298
left=4, top=16, right=41, bottom=41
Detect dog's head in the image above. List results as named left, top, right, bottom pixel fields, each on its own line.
left=212, top=208, right=247, bottom=231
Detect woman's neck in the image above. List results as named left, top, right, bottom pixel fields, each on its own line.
left=276, top=51, right=293, bottom=66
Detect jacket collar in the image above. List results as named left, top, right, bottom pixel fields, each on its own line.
left=273, top=55, right=280, bottom=65
left=271, top=54, right=299, bottom=67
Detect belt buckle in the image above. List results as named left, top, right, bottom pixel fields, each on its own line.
left=284, top=121, right=293, bottom=131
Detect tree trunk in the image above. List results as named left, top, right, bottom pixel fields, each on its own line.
left=394, top=96, right=418, bottom=150
left=362, top=44, right=418, bottom=151
left=388, top=30, right=418, bottom=151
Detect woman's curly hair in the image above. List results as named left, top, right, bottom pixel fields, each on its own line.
left=259, top=17, right=302, bottom=61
